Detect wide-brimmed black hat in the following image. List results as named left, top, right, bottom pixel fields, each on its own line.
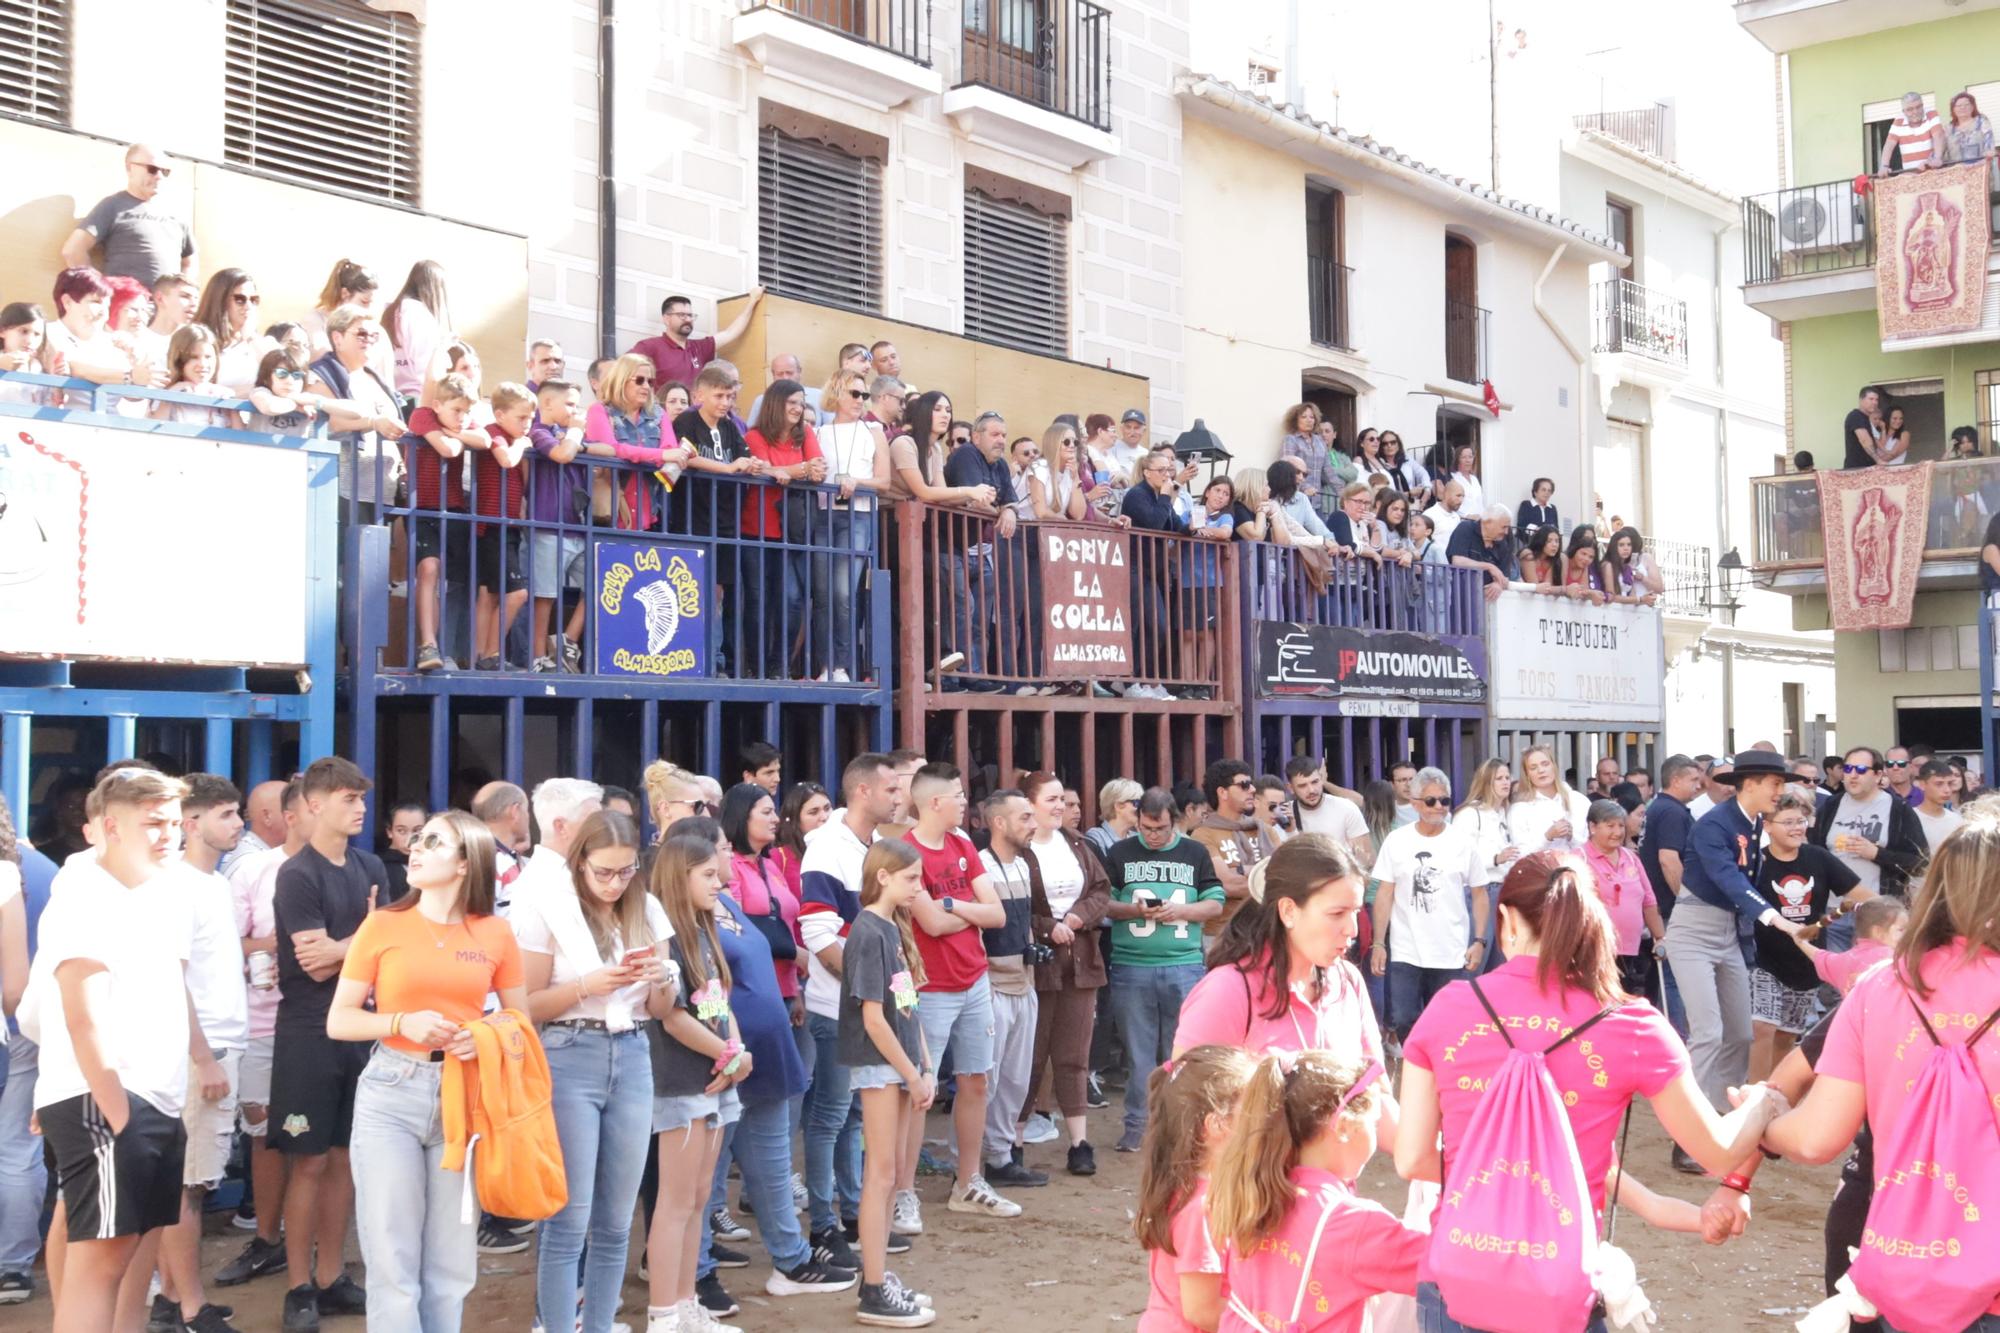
left=1712, top=750, right=1790, bottom=784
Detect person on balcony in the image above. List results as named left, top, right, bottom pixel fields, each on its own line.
left=1379, top=431, right=1429, bottom=508
left=1880, top=91, right=1944, bottom=174
left=863, top=376, right=906, bottom=447
left=1878, top=403, right=1913, bottom=467
left=1557, top=524, right=1607, bottom=605
left=1514, top=476, right=1559, bottom=543
left=1842, top=384, right=1888, bottom=468
left=671, top=361, right=769, bottom=676
left=383, top=260, right=453, bottom=413
left=1516, top=524, right=1573, bottom=597
left=1371, top=490, right=1417, bottom=567
left=582, top=354, right=673, bottom=532
left=1448, top=506, right=1519, bottom=603
left=1319, top=417, right=1358, bottom=489
left=151, top=325, right=232, bottom=430
left=885, top=387, right=977, bottom=507
left=1442, top=442, right=1484, bottom=515
left=1421, top=477, right=1467, bottom=550
left=1943, top=90, right=1997, bottom=186
left=1603, top=526, right=1664, bottom=606
left=943, top=412, right=1021, bottom=691
left=1262, top=460, right=1339, bottom=551
left=42, top=267, right=154, bottom=403
left=1279, top=403, right=1341, bottom=519
left=811, top=370, right=889, bottom=685
left=60, top=143, right=195, bottom=285
left=1330, top=483, right=1387, bottom=566
left=631, top=289, right=763, bottom=388
left=1352, top=427, right=1386, bottom=480
left=1124, top=454, right=1226, bottom=701
left=307, top=304, right=406, bottom=522
left=1028, top=422, right=1092, bottom=523
left=190, top=268, right=279, bottom=396
left=0, top=301, right=51, bottom=407
left=742, top=378, right=828, bottom=680
left=527, top=380, right=594, bottom=674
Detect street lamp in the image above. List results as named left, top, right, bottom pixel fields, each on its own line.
left=1171, top=419, right=1232, bottom=478
left=1714, top=546, right=1745, bottom=623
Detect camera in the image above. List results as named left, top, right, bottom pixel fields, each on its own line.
left=1025, top=941, right=1056, bottom=966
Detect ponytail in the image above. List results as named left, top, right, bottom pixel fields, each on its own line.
left=1133, top=1045, right=1257, bottom=1253
left=1206, top=1051, right=1382, bottom=1256
left=1500, top=850, right=1621, bottom=1004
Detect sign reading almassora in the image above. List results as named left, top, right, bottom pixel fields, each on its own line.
left=1488, top=590, right=1664, bottom=725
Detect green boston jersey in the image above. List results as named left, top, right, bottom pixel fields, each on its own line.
left=1102, top=832, right=1225, bottom=968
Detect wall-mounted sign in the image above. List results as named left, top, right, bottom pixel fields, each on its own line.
left=1488, top=590, right=1664, bottom=725
left=1039, top=528, right=1132, bottom=676
left=594, top=540, right=708, bottom=678
left=1255, top=622, right=1485, bottom=704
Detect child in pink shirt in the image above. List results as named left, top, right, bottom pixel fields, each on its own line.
left=1135, top=1045, right=1258, bottom=1333
left=1208, top=1052, right=1423, bottom=1333
left=1798, top=895, right=1906, bottom=995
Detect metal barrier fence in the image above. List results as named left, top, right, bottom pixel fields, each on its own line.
left=743, top=0, right=932, bottom=64
left=1240, top=541, right=1489, bottom=638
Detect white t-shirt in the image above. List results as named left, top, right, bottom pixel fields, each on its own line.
left=1030, top=830, right=1085, bottom=918
left=1914, top=805, right=1963, bottom=859
left=25, top=856, right=195, bottom=1115
left=511, top=887, right=670, bottom=1025
left=1688, top=792, right=1716, bottom=821
left=1511, top=789, right=1591, bottom=855
left=1830, top=790, right=1894, bottom=893
left=1295, top=792, right=1368, bottom=846
left=184, top=864, right=250, bottom=1052
left=798, top=815, right=873, bottom=1019
left=819, top=421, right=879, bottom=508
left=1423, top=504, right=1465, bottom=552
left=1371, top=822, right=1482, bottom=970
left=1449, top=804, right=1517, bottom=886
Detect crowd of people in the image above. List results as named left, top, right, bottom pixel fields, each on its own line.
left=0, top=727, right=1994, bottom=1333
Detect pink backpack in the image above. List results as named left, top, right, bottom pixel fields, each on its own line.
left=1847, top=994, right=2000, bottom=1333
left=1424, top=979, right=1614, bottom=1333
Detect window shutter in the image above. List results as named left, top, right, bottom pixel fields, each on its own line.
left=758, top=126, right=882, bottom=314
left=963, top=188, right=1067, bottom=357
left=0, top=0, right=70, bottom=127
left=224, top=0, right=421, bottom=207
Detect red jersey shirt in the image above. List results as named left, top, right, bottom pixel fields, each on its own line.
left=904, top=830, right=988, bottom=993
left=402, top=407, right=468, bottom=512
left=474, top=423, right=528, bottom=534
left=742, top=425, right=822, bottom=537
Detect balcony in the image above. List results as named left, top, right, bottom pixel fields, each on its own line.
left=1445, top=298, right=1489, bottom=384
left=1646, top=537, right=1714, bottom=619
left=1572, top=104, right=1671, bottom=159
left=942, top=0, right=1118, bottom=169
left=1749, top=456, right=2000, bottom=592
left=1308, top=256, right=1352, bottom=351
left=1733, top=0, right=2000, bottom=55
left=734, top=0, right=943, bottom=110
left=1739, top=177, right=1878, bottom=319
left=1593, top=277, right=1689, bottom=369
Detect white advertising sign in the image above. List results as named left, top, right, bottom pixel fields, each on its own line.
left=1488, top=588, right=1665, bottom=726
left=0, top=418, right=313, bottom=665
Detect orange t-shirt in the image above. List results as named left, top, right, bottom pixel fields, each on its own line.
left=341, top=908, right=524, bottom=1055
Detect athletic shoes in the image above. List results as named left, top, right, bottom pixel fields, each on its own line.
left=1116, top=1126, right=1145, bottom=1153
left=1019, top=1113, right=1060, bottom=1145
left=708, top=1205, right=751, bottom=1243
left=982, top=1156, right=1048, bottom=1188
left=856, top=1281, right=935, bottom=1327
left=316, top=1274, right=367, bottom=1315
left=1086, top=1073, right=1110, bottom=1108
left=884, top=1272, right=933, bottom=1310
left=696, top=1273, right=739, bottom=1316
left=766, top=1257, right=858, bottom=1296
left=1068, top=1141, right=1098, bottom=1176
left=890, top=1188, right=924, bottom=1236
left=678, top=1297, right=740, bottom=1333
left=182, top=1305, right=245, bottom=1333
left=148, top=1295, right=181, bottom=1332
left=791, top=1170, right=809, bottom=1211
left=947, top=1175, right=1021, bottom=1218
left=477, top=1220, right=531, bottom=1254
left=216, top=1235, right=286, bottom=1286
left=282, top=1285, right=320, bottom=1333
left=811, top=1226, right=859, bottom=1271
left=0, top=1271, right=30, bottom=1304
left=231, top=1200, right=258, bottom=1231
left=707, top=1242, right=750, bottom=1269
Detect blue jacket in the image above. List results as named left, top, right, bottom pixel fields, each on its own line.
left=1680, top=798, right=1770, bottom=920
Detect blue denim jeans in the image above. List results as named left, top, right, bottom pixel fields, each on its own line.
left=789, top=1019, right=813, bottom=1142
left=350, top=1046, right=475, bottom=1333
left=944, top=549, right=992, bottom=677
left=1388, top=961, right=1468, bottom=1039
left=813, top=508, right=871, bottom=678
left=1417, top=1281, right=1607, bottom=1333
left=1107, top=962, right=1206, bottom=1134
left=802, top=1011, right=862, bottom=1236
left=697, top=1092, right=809, bottom=1279
left=0, top=1035, right=43, bottom=1274
left=536, top=1025, right=653, bottom=1333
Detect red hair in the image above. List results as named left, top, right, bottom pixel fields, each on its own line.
left=1952, top=91, right=1982, bottom=123
left=106, top=275, right=150, bottom=328
left=51, top=266, right=111, bottom=316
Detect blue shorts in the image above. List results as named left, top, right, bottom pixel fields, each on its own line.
left=917, top=974, right=995, bottom=1078
left=848, top=1064, right=905, bottom=1092
left=653, top=1085, right=742, bottom=1134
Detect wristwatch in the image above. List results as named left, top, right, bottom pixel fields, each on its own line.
left=942, top=896, right=957, bottom=915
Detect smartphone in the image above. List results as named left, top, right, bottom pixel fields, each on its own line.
left=1132, top=890, right=1161, bottom=910
left=621, top=945, right=656, bottom=967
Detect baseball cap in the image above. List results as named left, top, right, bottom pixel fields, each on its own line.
left=1121, top=408, right=1147, bottom=424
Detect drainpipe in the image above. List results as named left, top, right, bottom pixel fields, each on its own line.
left=1713, top=223, right=1736, bottom=749
left=597, top=0, right=617, bottom=360
left=1531, top=242, right=1589, bottom=532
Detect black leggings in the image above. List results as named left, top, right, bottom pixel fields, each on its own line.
left=1824, top=1138, right=1878, bottom=1333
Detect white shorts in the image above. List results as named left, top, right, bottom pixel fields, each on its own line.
left=183, top=1047, right=242, bottom=1188
left=238, top=1034, right=274, bottom=1137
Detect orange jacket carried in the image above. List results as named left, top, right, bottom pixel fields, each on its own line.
left=441, top=1008, right=567, bottom=1222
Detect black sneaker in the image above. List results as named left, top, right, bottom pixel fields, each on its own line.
left=982, top=1157, right=1049, bottom=1188
left=0, top=1271, right=30, bottom=1304
left=708, top=1241, right=751, bottom=1269
left=1670, top=1145, right=1705, bottom=1176
left=696, top=1272, right=740, bottom=1317
left=1086, top=1072, right=1109, bottom=1108
left=217, top=1235, right=287, bottom=1286
left=857, top=1280, right=936, bottom=1327
left=765, top=1256, right=857, bottom=1295
left=708, top=1204, right=752, bottom=1242
left=184, top=1304, right=246, bottom=1333
left=231, top=1200, right=258, bottom=1231
left=476, top=1220, right=531, bottom=1254
left=1068, top=1141, right=1098, bottom=1176
left=148, top=1294, right=180, bottom=1333
left=812, top=1226, right=858, bottom=1270
left=315, top=1273, right=367, bottom=1315
left=281, top=1285, right=320, bottom=1333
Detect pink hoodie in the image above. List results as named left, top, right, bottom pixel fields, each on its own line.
left=1812, top=936, right=1891, bottom=995
left=1219, top=1167, right=1424, bottom=1333
left=1139, top=1176, right=1224, bottom=1333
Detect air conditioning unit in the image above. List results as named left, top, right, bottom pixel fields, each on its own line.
left=1775, top=191, right=1869, bottom=256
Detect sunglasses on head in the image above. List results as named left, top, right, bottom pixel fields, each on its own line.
left=1842, top=764, right=1876, bottom=775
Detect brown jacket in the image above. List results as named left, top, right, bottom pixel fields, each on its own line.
left=1024, top=827, right=1111, bottom=992
left=1191, top=814, right=1277, bottom=938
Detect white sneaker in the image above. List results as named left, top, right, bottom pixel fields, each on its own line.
left=790, top=1170, right=808, bottom=1211
left=1020, top=1113, right=1060, bottom=1145
left=947, top=1174, right=1022, bottom=1218
left=884, top=1270, right=934, bottom=1310
left=645, top=1308, right=679, bottom=1333
left=831, top=667, right=851, bottom=682
left=891, top=1187, right=924, bottom=1236
left=681, top=1298, right=740, bottom=1333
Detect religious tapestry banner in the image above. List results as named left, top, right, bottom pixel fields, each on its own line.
left=1816, top=462, right=1934, bottom=632
left=1875, top=164, right=1990, bottom=342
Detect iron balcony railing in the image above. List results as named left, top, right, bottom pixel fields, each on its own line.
left=1742, top=177, right=1875, bottom=284
left=1445, top=298, right=1489, bottom=384
left=958, top=0, right=1111, bottom=131
left=1572, top=104, right=1670, bottom=159
left=1645, top=537, right=1712, bottom=617
left=1593, top=277, right=1689, bottom=366
left=1308, top=255, right=1353, bottom=350
left=1750, top=455, right=2000, bottom=568
left=742, top=0, right=931, bottom=65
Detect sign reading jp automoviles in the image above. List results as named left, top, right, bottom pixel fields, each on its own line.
left=1488, top=589, right=1665, bottom=724
left=1039, top=528, right=1132, bottom=676
left=1255, top=623, right=1485, bottom=703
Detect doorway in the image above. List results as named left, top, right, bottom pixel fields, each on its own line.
left=1878, top=378, right=1946, bottom=462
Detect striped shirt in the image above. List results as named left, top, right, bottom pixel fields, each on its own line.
left=1886, top=111, right=1942, bottom=171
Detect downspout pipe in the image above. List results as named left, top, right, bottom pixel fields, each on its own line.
left=1531, top=241, right=1589, bottom=533
left=597, top=0, right=617, bottom=360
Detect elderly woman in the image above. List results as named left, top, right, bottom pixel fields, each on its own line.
left=306, top=304, right=407, bottom=519
left=41, top=267, right=153, bottom=406
left=1279, top=402, right=1342, bottom=518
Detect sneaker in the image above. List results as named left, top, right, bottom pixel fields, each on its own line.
left=231, top=1200, right=258, bottom=1231
left=811, top=1226, right=859, bottom=1270
left=1086, top=1072, right=1109, bottom=1108
left=890, top=1189, right=924, bottom=1236
left=0, top=1271, right=30, bottom=1304
left=708, top=1241, right=750, bottom=1269
left=883, top=1272, right=933, bottom=1310
left=637, top=1250, right=649, bottom=1282
left=947, top=1175, right=1021, bottom=1218
left=1116, top=1126, right=1145, bottom=1153
left=857, top=1280, right=935, bottom=1327
left=1068, top=1141, right=1098, bottom=1176
left=184, top=1305, right=245, bottom=1333
left=682, top=1296, right=741, bottom=1333
left=830, top=668, right=851, bottom=683
left=282, top=1285, right=320, bottom=1333
left=1671, top=1145, right=1705, bottom=1175
left=149, top=1294, right=180, bottom=1332
left=708, top=1205, right=751, bottom=1243
left=982, top=1157, right=1049, bottom=1188
left=415, top=642, right=444, bottom=672
left=765, top=1256, right=857, bottom=1295
left=474, top=654, right=504, bottom=672
left=1019, top=1112, right=1059, bottom=1145
left=552, top=633, right=582, bottom=673
left=791, top=1170, right=808, bottom=1211
left=477, top=1219, right=532, bottom=1254
left=531, top=654, right=559, bottom=673
left=696, top=1273, right=739, bottom=1316
left=315, top=1273, right=367, bottom=1315
left=217, top=1235, right=286, bottom=1286
left=645, top=1307, right=679, bottom=1333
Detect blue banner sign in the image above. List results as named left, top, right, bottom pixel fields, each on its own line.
left=593, top=540, right=708, bottom=678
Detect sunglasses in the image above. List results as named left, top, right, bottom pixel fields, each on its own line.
left=141, top=163, right=171, bottom=178
left=1417, top=796, right=1451, bottom=808
left=231, top=293, right=260, bottom=306
left=672, top=798, right=712, bottom=816
left=1230, top=778, right=1256, bottom=789
left=632, top=375, right=655, bottom=386
left=1842, top=764, right=1876, bottom=775
left=273, top=368, right=305, bottom=383
left=587, top=863, right=639, bottom=883
left=415, top=830, right=459, bottom=853
left=1884, top=760, right=1910, bottom=769
left=847, top=389, right=870, bottom=401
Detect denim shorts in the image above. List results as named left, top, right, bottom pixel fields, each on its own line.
left=653, top=1085, right=742, bottom=1134
left=530, top=532, right=585, bottom=591
left=917, top=974, right=995, bottom=1078
left=848, top=1063, right=904, bottom=1092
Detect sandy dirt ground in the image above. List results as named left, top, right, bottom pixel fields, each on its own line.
left=0, top=1101, right=1845, bottom=1332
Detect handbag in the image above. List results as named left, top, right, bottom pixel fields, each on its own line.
left=744, top=859, right=797, bottom=961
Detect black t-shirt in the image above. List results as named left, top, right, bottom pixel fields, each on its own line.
left=1842, top=408, right=1875, bottom=469
left=1445, top=519, right=1517, bottom=577
left=272, top=843, right=386, bottom=1031
left=669, top=407, right=748, bottom=538
left=942, top=444, right=1018, bottom=553
left=1753, top=843, right=1858, bottom=989
left=651, top=928, right=732, bottom=1096
left=1226, top=500, right=1256, bottom=538
left=838, top=909, right=924, bottom=1069
left=1638, top=795, right=1694, bottom=921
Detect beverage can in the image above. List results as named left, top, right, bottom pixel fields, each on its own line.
left=249, top=949, right=277, bottom=989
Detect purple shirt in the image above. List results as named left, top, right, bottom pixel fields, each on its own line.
left=527, top=422, right=586, bottom=524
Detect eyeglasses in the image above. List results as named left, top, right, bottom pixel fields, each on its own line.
left=1417, top=796, right=1451, bottom=808
left=231, top=293, right=260, bottom=306
left=415, top=830, right=460, bottom=853
left=586, top=863, right=639, bottom=883
left=631, top=375, right=655, bottom=386
left=1842, top=764, right=1876, bottom=775
left=347, top=327, right=381, bottom=341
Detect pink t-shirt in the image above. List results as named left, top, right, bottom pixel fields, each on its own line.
left=1175, top=956, right=1381, bottom=1066
left=228, top=844, right=286, bottom=1039
left=730, top=852, right=802, bottom=998
left=1219, top=1167, right=1424, bottom=1333
left=1403, top=955, right=1688, bottom=1218
left=1813, top=938, right=1893, bottom=995
left=1140, top=1177, right=1223, bottom=1333
left=1583, top=844, right=1655, bottom=957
